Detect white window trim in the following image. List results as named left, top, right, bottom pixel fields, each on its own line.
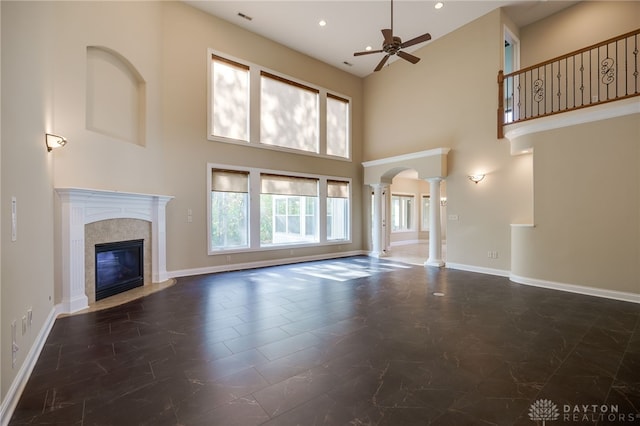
left=207, top=163, right=352, bottom=255
left=391, top=192, right=417, bottom=233
left=420, top=193, right=430, bottom=232
left=207, top=49, right=352, bottom=161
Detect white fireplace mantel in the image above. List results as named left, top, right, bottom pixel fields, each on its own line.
left=56, top=188, right=174, bottom=314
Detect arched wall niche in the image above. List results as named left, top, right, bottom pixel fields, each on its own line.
left=86, top=45, right=146, bottom=146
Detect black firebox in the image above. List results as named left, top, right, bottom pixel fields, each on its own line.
left=95, top=239, right=143, bottom=301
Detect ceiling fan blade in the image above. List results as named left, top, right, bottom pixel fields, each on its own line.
left=397, top=51, right=421, bottom=64
left=400, top=32, right=432, bottom=49
left=374, top=54, right=391, bottom=72
left=382, top=29, right=393, bottom=45
left=354, top=49, right=385, bottom=57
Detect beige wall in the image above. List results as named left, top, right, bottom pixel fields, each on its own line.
left=513, top=114, right=639, bottom=293
left=511, top=1, right=640, bottom=294
left=159, top=2, right=364, bottom=272
left=363, top=9, right=532, bottom=272
left=520, top=1, right=640, bottom=67
left=50, top=1, right=166, bottom=194
left=1, top=1, right=57, bottom=397
left=0, top=0, right=638, bottom=412
left=389, top=177, right=430, bottom=244
left=1, top=0, right=364, bottom=402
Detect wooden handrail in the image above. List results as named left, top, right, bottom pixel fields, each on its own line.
left=504, top=28, right=640, bottom=79
left=498, top=28, right=640, bottom=138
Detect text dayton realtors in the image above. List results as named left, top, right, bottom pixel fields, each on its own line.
left=562, top=404, right=639, bottom=423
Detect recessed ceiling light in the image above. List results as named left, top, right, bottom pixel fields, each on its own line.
left=319, top=19, right=327, bottom=27
left=435, top=2, right=444, bottom=9
left=433, top=292, right=445, bottom=297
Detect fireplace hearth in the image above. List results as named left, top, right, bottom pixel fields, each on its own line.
left=95, top=239, right=143, bottom=301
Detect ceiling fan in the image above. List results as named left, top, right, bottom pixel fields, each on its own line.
left=354, top=0, right=432, bottom=72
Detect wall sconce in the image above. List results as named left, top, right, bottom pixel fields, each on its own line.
left=440, top=197, right=447, bottom=207
left=45, top=133, right=67, bottom=152
left=467, top=174, right=485, bottom=184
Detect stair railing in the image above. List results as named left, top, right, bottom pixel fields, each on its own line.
left=498, top=28, right=639, bottom=139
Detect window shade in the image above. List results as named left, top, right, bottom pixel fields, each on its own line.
left=326, top=95, right=349, bottom=158
left=261, top=174, right=318, bottom=196
left=260, top=71, right=319, bottom=94
left=327, top=180, right=349, bottom=198
left=212, top=169, right=249, bottom=193
left=260, top=72, right=319, bottom=153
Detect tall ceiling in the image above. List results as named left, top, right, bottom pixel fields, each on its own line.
left=185, top=0, right=578, bottom=77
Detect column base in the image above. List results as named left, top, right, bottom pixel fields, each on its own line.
left=425, top=258, right=445, bottom=267
left=369, top=251, right=388, bottom=258
left=61, top=294, right=89, bottom=314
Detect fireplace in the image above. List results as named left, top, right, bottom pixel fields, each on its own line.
left=95, top=239, right=144, bottom=301
left=56, top=188, right=173, bottom=313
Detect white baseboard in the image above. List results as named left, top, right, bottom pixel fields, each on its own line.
left=0, top=306, right=60, bottom=426
left=445, top=262, right=511, bottom=277
left=390, top=239, right=427, bottom=247
left=510, top=274, right=640, bottom=304
left=168, top=250, right=367, bottom=278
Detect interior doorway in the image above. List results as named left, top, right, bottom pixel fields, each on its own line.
left=370, top=171, right=447, bottom=265
left=504, top=26, right=520, bottom=122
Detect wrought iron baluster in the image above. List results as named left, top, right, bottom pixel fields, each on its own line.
left=590, top=49, right=593, bottom=103
left=580, top=52, right=584, bottom=106
left=633, top=34, right=638, bottom=93
left=624, top=37, right=628, bottom=96
left=497, top=29, right=638, bottom=133
left=565, top=57, right=568, bottom=110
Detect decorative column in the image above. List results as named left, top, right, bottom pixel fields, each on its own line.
left=426, top=178, right=445, bottom=267
left=58, top=193, right=90, bottom=313
left=370, top=183, right=388, bottom=258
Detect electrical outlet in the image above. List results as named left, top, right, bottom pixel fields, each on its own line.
left=22, top=316, right=27, bottom=335
left=187, top=208, right=193, bottom=223
left=27, top=308, right=33, bottom=328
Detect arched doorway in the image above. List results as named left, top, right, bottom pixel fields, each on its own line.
left=362, top=148, right=450, bottom=266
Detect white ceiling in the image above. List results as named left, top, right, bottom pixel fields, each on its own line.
left=185, top=0, right=578, bottom=77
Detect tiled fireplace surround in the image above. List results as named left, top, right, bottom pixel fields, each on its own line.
left=56, top=188, right=173, bottom=314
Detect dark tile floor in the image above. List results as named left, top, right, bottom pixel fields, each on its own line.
left=9, top=256, right=640, bottom=425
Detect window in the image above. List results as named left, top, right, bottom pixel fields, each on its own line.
left=208, top=50, right=350, bottom=159
left=260, top=72, right=319, bottom=153
left=392, top=194, right=414, bottom=232
left=260, top=174, right=319, bottom=246
left=210, top=169, right=249, bottom=250
left=327, top=180, right=349, bottom=241
left=210, top=55, right=250, bottom=142
left=326, top=94, right=349, bottom=158
left=421, top=195, right=430, bottom=231
left=208, top=164, right=351, bottom=254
